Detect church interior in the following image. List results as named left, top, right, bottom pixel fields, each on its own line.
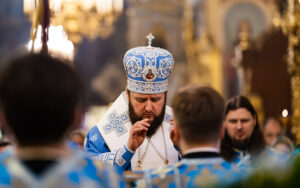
left=0, top=0, right=299, bottom=144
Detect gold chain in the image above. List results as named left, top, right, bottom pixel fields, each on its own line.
left=136, top=126, right=168, bottom=170
left=136, top=139, right=150, bottom=170
left=148, top=126, right=168, bottom=165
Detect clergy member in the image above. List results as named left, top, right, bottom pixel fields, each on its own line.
left=137, top=85, right=242, bottom=187
left=84, top=33, right=179, bottom=171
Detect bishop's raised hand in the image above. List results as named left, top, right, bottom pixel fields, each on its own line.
left=127, top=119, right=150, bottom=152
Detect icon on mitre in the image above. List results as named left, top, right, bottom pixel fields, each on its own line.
left=146, top=69, right=154, bottom=80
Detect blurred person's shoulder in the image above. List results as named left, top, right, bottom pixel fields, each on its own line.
left=81, top=150, right=125, bottom=188
left=266, top=146, right=290, bottom=161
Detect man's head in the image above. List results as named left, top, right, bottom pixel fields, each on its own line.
left=262, top=117, right=283, bottom=146
left=171, top=85, right=225, bottom=146
left=0, top=53, right=83, bottom=147
left=123, top=33, right=174, bottom=137
left=221, top=96, right=265, bottom=160
left=127, top=90, right=166, bottom=138
left=223, top=96, right=260, bottom=150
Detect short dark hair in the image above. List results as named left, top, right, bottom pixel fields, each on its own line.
left=221, top=95, right=265, bottom=161
left=172, top=85, right=225, bottom=144
left=0, top=53, right=83, bottom=146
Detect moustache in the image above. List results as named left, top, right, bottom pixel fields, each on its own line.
left=143, top=112, right=155, bottom=116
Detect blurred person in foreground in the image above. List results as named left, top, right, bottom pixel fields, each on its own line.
left=262, top=117, right=283, bottom=146
left=221, top=154, right=300, bottom=188
left=221, top=96, right=288, bottom=171
left=84, top=33, right=179, bottom=171
left=272, top=136, right=294, bottom=156
left=0, top=53, right=124, bottom=188
left=223, top=137, right=299, bottom=187
left=136, top=85, right=242, bottom=187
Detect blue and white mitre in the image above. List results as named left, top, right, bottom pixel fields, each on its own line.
left=123, top=33, right=174, bottom=94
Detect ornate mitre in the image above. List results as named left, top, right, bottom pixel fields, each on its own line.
left=123, top=33, right=174, bottom=94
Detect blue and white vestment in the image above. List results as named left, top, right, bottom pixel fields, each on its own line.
left=84, top=91, right=179, bottom=171
left=232, top=147, right=289, bottom=171
left=137, top=151, right=242, bottom=188
left=0, top=147, right=124, bottom=188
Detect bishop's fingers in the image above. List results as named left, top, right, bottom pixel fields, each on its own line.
left=137, top=119, right=150, bottom=128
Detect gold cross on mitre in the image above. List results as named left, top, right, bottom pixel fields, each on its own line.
left=146, top=33, right=155, bottom=47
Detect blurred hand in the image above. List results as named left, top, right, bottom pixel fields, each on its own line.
left=127, top=119, right=150, bottom=152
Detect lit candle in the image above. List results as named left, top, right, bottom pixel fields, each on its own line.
left=24, top=0, right=36, bottom=15
left=50, top=0, right=62, bottom=13
left=107, top=0, right=113, bottom=13
left=82, top=0, right=95, bottom=11
left=282, top=109, right=289, bottom=129
left=113, top=0, right=123, bottom=12
left=27, top=25, right=74, bottom=60
left=96, top=0, right=105, bottom=14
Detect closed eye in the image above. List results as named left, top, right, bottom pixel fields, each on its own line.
left=241, top=119, right=250, bottom=123
left=228, top=119, right=237, bottom=123
left=151, top=97, right=161, bottom=102
left=135, top=98, right=147, bottom=103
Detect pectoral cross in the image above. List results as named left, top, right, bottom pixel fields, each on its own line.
left=164, top=159, right=169, bottom=165
left=146, top=33, right=155, bottom=47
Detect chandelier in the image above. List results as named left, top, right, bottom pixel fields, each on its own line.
left=27, top=25, right=75, bottom=60
left=23, top=0, right=124, bottom=45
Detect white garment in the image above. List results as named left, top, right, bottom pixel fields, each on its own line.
left=96, top=91, right=178, bottom=170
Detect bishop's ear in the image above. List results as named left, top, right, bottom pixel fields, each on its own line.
left=126, top=89, right=130, bottom=100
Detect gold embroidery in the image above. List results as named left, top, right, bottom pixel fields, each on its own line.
left=152, top=174, right=174, bottom=187
left=181, top=173, right=192, bottom=186
left=184, top=165, right=198, bottom=173
left=193, top=168, right=218, bottom=186
left=212, top=163, right=222, bottom=170
left=151, top=166, right=173, bottom=179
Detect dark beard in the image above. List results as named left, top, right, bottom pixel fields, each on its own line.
left=230, top=137, right=251, bottom=150
left=128, top=99, right=166, bottom=138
